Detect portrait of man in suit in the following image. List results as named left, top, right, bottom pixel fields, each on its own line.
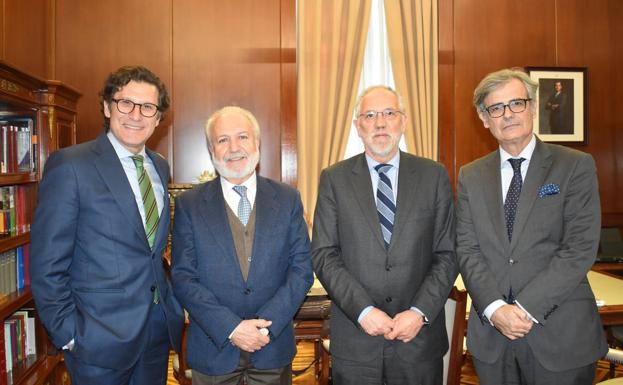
left=30, top=66, right=185, bottom=385
left=171, top=106, right=313, bottom=385
left=312, top=86, right=457, bottom=385
left=457, top=68, right=607, bottom=385
left=543, top=80, right=572, bottom=134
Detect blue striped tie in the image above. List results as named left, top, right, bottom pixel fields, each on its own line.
left=233, top=185, right=252, bottom=226
left=375, top=164, right=396, bottom=248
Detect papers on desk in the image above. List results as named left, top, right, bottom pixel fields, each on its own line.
left=596, top=299, right=606, bottom=307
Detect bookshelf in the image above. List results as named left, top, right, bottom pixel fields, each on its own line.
left=0, top=62, right=79, bottom=385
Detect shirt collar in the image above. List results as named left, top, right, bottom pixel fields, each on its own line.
left=220, top=171, right=257, bottom=192
left=499, top=134, right=536, bottom=168
left=107, top=131, right=147, bottom=160
left=365, top=151, right=400, bottom=173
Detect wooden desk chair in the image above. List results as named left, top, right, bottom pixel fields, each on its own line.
left=172, top=317, right=192, bottom=385
left=318, top=286, right=468, bottom=385
left=444, top=286, right=468, bottom=385
left=597, top=347, right=623, bottom=384
left=293, top=296, right=331, bottom=380
left=162, top=255, right=192, bottom=384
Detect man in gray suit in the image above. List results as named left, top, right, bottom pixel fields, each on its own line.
left=457, top=68, right=607, bottom=385
left=312, top=86, right=457, bottom=384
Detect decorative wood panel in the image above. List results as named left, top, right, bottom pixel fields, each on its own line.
left=171, top=0, right=284, bottom=183
left=54, top=0, right=173, bottom=157
left=439, top=0, right=623, bottom=224
left=2, top=0, right=48, bottom=79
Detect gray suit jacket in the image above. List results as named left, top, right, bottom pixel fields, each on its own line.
left=456, top=139, right=607, bottom=371
left=312, top=152, right=457, bottom=363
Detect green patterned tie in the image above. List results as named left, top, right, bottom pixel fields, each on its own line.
left=131, top=155, right=160, bottom=249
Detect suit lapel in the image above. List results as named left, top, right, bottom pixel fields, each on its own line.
left=480, top=151, right=509, bottom=250
left=350, top=155, right=385, bottom=249
left=92, top=133, right=147, bottom=245
left=198, top=181, right=238, bottom=264
left=247, top=176, right=279, bottom=282
left=510, top=140, right=552, bottom=252
left=390, top=152, right=418, bottom=251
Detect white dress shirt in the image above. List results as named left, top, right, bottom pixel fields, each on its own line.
left=220, top=172, right=257, bottom=216
left=484, top=134, right=538, bottom=324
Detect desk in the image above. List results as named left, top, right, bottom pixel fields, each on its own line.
left=294, top=280, right=330, bottom=379
left=308, top=278, right=328, bottom=297
left=455, top=270, right=623, bottom=326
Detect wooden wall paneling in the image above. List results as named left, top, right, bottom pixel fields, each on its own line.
left=0, top=1, right=3, bottom=59
left=3, top=0, right=47, bottom=79
left=172, top=0, right=283, bottom=183
left=280, top=0, right=297, bottom=187
left=441, top=0, right=623, bottom=224
left=555, top=0, right=623, bottom=219
left=54, top=0, right=173, bottom=157
left=438, top=0, right=455, bottom=188
left=452, top=0, right=556, bottom=181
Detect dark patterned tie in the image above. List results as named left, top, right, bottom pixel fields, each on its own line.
left=504, top=158, right=525, bottom=241
left=375, top=164, right=396, bottom=249
left=233, top=185, right=252, bottom=226
left=131, top=155, right=160, bottom=249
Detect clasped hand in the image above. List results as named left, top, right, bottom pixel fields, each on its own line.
left=360, top=308, right=424, bottom=343
left=230, top=319, right=272, bottom=352
left=490, top=304, right=533, bottom=340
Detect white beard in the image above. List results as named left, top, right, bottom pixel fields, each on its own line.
left=212, top=149, right=260, bottom=181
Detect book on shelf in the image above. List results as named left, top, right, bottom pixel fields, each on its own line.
left=1, top=309, right=38, bottom=380
left=0, top=185, right=32, bottom=236
left=22, top=244, right=30, bottom=287
left=0, top=245, right=29, bottom=296
left=15, top=309, right=36, bottom=357
left=0, top=322, right=6, bottom=382
left=4, top=321, right=12, bottom=374
left=0, top=119, right=34, bottom=175
left=15, top=247, right=24, bottom=290
left=6, top=249, right=16, bottom=294
left=0, top=253, right=7, bottom=295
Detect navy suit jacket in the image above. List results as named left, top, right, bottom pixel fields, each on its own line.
left=30, top=133, right=184, bottom=370
left=171, top=175, right=313, bottom=375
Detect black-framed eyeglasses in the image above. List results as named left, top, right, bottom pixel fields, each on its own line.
left=112, top=98, right=160, bottom=118
left=484, top=98, right=531, bottom=118
left=358, top=108, right=404, bottom=122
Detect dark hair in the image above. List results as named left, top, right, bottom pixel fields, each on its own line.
left=99, top=65, right=170, bottom=131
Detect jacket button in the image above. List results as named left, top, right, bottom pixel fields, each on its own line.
left=385, top=297, right=392, bottom=303
left=385, top=265, right=392, bottom=271
left=244, top=288, right=251, bottom=295
left=150, top=285, right=156, bottom=292
left=509, top=259, right=515, bottom=264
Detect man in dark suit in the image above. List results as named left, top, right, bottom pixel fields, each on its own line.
left=171, top=106, right=313, bottom=385
left=457, top=68, right=607, bottom=385
left=312, top=86, right=457, bottom=384
left=545, top=81, right=570, bottom=134
left=30, top=65, right=184, bottom=385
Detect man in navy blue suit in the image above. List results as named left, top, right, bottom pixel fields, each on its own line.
left=30, top=66, right=184, bottom=385
left=171, top=106, right=313, bottom=385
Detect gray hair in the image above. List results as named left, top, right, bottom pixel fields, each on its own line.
left=473, top=68, right=538, bottom=112
left=205, top=106, right=261, bottom=149
left=354, top=85, right=405, bottom=117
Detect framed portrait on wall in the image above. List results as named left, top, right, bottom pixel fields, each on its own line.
left=526, top=67, right=587, bottom=144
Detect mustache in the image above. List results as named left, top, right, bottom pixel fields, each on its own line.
left=224, top=151, right=247, bottom=162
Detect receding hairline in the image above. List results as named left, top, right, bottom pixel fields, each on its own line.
left=205, top=106, right=261, bottom=148
left=354, top=85, right=404, bottom=116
